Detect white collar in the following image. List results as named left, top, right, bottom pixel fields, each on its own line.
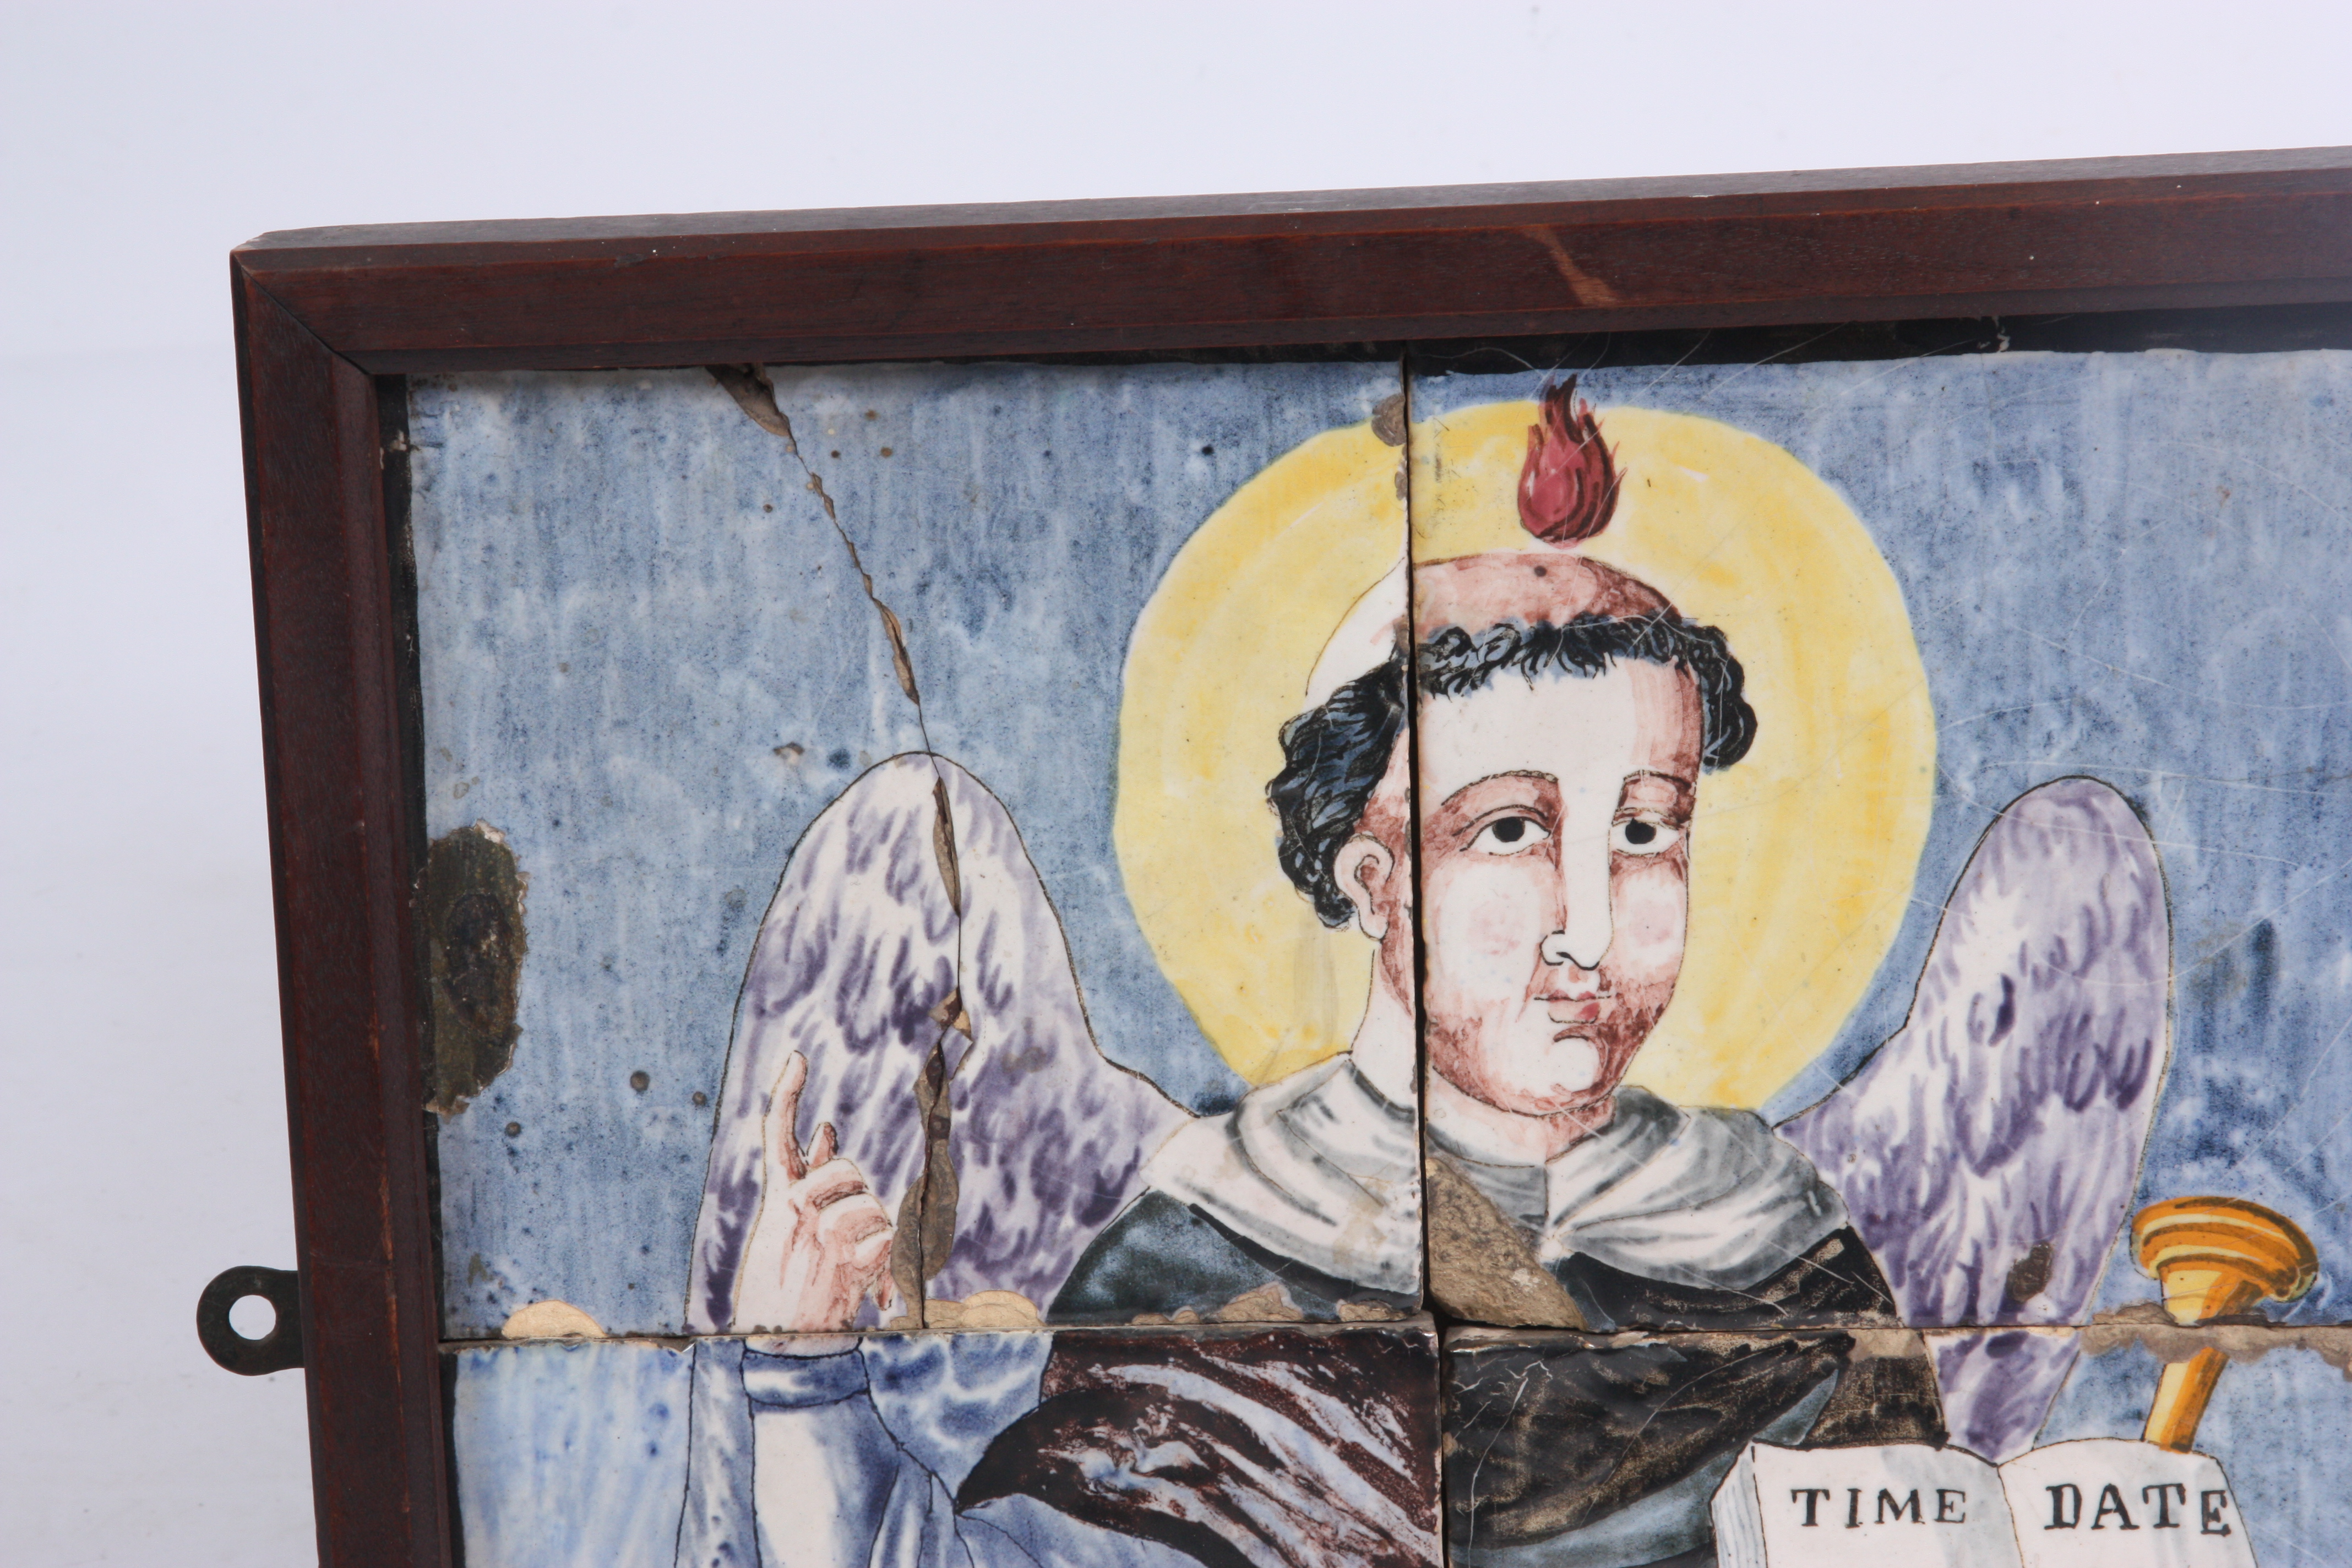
left=1434, top=1088, right=1850, bottom=1293
left=1143, top=1057, right=1422, bottom=1294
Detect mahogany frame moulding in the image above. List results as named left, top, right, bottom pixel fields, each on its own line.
left=232, top=146, right=2352, bottom=1567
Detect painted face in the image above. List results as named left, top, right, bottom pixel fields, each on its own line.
left=1417, top=660, right=1704, bottom=1120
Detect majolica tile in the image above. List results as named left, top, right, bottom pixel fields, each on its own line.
left=1406, top=351, right=2352, bottom=1340
left=409, top=360, right=1418, bottom=1335
left=421, top=338, right=2352, bottom=1568
left=454, top=1322, right=1440, bottom=1568
left=1444, top=1320, right=2342, bottom=1567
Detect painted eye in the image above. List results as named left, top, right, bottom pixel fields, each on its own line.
left=1611, top=818, right=1681, bottom=856
left=1471, top=815, right=1551, bottom=854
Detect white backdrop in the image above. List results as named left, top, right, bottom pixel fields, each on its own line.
left=3, top=3, right=2346, bottom=1561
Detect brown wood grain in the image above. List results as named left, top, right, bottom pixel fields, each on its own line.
left=236, top=148, right=2352, bottom=372
left=235, top=274, right=450, bottom=1568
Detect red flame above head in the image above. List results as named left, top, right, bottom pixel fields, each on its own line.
left=1516, top=377, right=1620, bottom=545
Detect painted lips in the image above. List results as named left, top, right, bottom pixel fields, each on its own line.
left=1541, top=995, right=1605, bottom=1027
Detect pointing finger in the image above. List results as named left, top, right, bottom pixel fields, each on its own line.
left=767, top=1052, right=810, bottom=1185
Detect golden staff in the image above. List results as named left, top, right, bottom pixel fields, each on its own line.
left=2131, top=1196, right=2318, bottom=1451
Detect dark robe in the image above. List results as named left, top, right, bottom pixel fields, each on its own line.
left=1053, top=1191, right=1420, bottom=1322
left=1430, top=1151, right=1945, bottom=1567
left=959, top=1326, right=1442, bottom=1568
left=1041, top=1064, right=1943, bottom=1566
left=1050, top=1057, right=1425, bottom=1325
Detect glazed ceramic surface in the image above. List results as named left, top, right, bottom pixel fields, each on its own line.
left=454, top=1324, right=1440, bottom=1567
left=421, top=346, right=2352, bottom=1566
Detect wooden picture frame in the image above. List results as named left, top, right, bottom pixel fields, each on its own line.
left=230, top=146, right=2352, bottom=1567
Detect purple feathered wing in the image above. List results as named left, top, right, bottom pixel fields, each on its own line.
left=685, top=753, right=1186, bottom=1333
left=1778, top=776, right=2170, bottom=1460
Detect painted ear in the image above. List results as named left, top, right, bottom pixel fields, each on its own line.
left=1331, top=835, right=1396, bottom=941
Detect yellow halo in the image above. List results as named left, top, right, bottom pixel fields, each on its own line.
left=1118, top=401, right=1934, bottom=1108
left=1116, top=421, right=1404, bottom=1088
left=1413, top=401, right=1935, bottom=1108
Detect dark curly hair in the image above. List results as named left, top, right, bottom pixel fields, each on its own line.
left=1268, top=657, right=1411, bottom=927
left=1267, top=613, right=1756, bottom=928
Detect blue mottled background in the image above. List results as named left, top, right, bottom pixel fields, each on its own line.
left=411, top=360, right=1395, bottom=1336
left=451, top=1341, right=693, bottom=1568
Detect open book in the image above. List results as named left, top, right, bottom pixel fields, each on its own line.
left=1712, top=1439, right=2257, bottom=1567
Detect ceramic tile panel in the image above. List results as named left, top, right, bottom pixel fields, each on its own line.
left=1443, top=1322, right=2349, bottom=1567
left=416, top=338, right=2352, bottom=1568
left=1406, top=350, right=2352, bottom=1342
left=408, top=360, right=1418, bottom=1335
left=453, top=1322, right=1441, bottom=1568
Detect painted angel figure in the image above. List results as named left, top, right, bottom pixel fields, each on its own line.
left=677, top=382, right=2171, bottom=1568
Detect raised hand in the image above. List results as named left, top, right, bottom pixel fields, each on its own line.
left=730, top=1051, right=896, bottom=1333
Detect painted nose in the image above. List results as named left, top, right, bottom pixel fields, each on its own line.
left=1542, top=839, right=1614, bottom=971
left=1539, top=929, right=1610, bottom=972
